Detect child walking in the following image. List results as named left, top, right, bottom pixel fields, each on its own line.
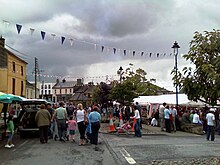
left=5, top=115, right=15, bottom=148
left=67, top=116, right=77, bottom=142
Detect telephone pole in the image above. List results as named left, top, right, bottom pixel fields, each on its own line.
left=34, top=57, right=37, bottom=98
left=33, top=57, right=44, bottom=99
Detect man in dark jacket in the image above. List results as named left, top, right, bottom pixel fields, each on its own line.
left=35, top=104, right=51, bottom=144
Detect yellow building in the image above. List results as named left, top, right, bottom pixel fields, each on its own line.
left=0, top=37, right=27, bottom=96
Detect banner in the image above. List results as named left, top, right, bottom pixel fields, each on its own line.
left=3, top=19, right=174, bottom=58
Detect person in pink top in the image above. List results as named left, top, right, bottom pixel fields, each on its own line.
left=67, top=116, right=77, bottom=142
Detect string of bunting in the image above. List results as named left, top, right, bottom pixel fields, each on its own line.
left=2, top=19, right=173, bottom=58
left=27, top=73, right=118, bottom=79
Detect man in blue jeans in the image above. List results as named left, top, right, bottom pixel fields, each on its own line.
left=206, top=108, right=215, bottom=141
left=132, top=105, right=142, bottom=137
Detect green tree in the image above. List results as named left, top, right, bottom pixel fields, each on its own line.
left=172, top=30, right=220, bottom=106
left=110, top=64, right=159, bottom=103
left=110, top=80, right=137, bottom=104
left=92, top=82, right=111, bottom=104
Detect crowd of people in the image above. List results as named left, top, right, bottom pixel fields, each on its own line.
left=150, top=102, right=220, bottom=141
left=34, top=102, right=102, bottom=151
left=3, top=100, right=220, bottom=149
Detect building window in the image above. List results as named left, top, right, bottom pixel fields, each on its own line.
left=45, top=90, right=47, bottom=95
left=48, top=85, right=51, bottom=89
left=41, top=85, right=43, bottom=89
left=41, top=90, right=43, bottom=95
left=21, top=81, right=24, bottom=96
left=21, top=66, right=23, bottom=76
left=48, top=90, right=51, bottom=94
left=70, top=89, right=72, bottom=93
left=45, top=85, right=47, bottom=89
left=12, top=78, right=15, bottom=94
left=12, top=62, right=15, bottom=72
left=55, top=89, right=56, bottom=94
left=65, top=89, right=67, bottom=94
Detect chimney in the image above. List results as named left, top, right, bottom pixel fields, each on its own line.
left=77, top=79, right=82, bottom=85
left=0, top=36, right=5, bottom=47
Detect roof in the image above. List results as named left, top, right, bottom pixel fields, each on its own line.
left=26, top=80, right=34, bottom=87
left=70, top=93, right=89, bottom=101
left=53, top=81, right=77, bottom=88
left=0, top=46, right=28, bottom=64
left=133, top=94, right=205, bottom=106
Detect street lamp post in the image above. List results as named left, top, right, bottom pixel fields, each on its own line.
left=172, top=41, right=180, bottom=109
left=118, top=66, right=123, bottom=83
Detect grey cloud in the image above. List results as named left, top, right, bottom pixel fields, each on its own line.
left=2, top=0, right=220, bottom=88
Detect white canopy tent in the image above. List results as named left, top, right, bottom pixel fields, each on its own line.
left=133, top=94, right=205, bottom=107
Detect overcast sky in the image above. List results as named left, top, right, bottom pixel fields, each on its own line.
left=0, top=0, right=220, bottom=91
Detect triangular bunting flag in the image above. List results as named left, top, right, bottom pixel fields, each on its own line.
left=41, top=31, right=46, bottom=40
left=70, top=39, right=74, bottom=46
left=61, top=36, right=65, bottom=44
left=113, top=48, right=116, bottom=54
left=30, top=28, right=35, bottom=36
left=101, top=46, right=104, bottom=52
left=124, top=50, right=126, bottom=56
left=51, top=34, right=56, bottom=40
left=16, top=24, right=22, bottom=34
left=3, top=20, right=10, bottom=28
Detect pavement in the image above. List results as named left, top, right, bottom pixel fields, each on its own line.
left=99, top=122, right=201, bottom=137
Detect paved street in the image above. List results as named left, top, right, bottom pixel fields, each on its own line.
left=102, top=126, right=220, bottom=165
left=0, top=124, right=220, bottom=165
left=0, top=133, right=116, bottom=165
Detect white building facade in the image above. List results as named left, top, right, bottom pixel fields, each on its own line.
left=39, top=82, right=56, bottom=101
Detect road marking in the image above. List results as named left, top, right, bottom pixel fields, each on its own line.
left=120, top=147, right=136, bottom=164
left=17, top=140, right=29, bottom=148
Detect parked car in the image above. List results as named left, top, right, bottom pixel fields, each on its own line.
left=18, top=99, right=48, bottom=138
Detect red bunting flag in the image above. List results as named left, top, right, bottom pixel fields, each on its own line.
left=70, top=39, right=74, bottom=46
left=30, top=28, right=35, bottom=36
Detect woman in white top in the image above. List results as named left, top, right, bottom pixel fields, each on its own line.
left=76, top=103, right=86, bottom=145
left=132, top=105, right=142, bottom=137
